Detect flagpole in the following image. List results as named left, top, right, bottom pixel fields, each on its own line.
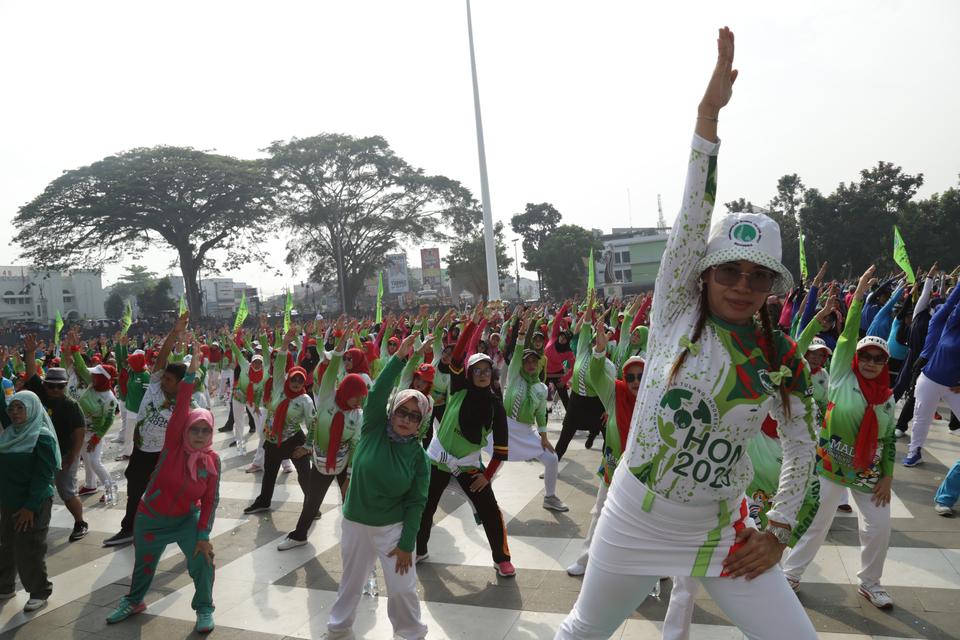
left=465, top=0, right=500, bottom=301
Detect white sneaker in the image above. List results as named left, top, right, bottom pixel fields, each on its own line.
left=415, top=553, right=429, bottom=565
left=245, top=464, right=263, bottom=474
left=281, top=461, right=295, bottom=474
left=894, top=428, right=906, bottom=439
left=543, top=495, right=570, bottom=512
left=786, top=575, right=800, bottom=592
left=23, top=598, right=47, bottom=612
left=935, top=503, right=954, bottom=517
left=858, top=583, right=893, bottom=609
left=277, top=537, right=307, bottom=551
left=566, top=562, right=586, bottom=576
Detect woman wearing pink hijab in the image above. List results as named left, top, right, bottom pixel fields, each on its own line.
left=105, top=338, right=221, bottom=634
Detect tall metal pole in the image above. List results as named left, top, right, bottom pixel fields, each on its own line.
left=513, top=239, right=521, bottom=301
left=465, top=0, right=500, bottom=301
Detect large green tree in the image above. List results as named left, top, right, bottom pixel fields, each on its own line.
left=510, top=203, right=562, bottom=293
left=266, top=134, right=481, bottom=312
left=13, top=147, right=277, bottom=316
left=137, top=277, right=175, bottom=316
left=533, top=224, right=603, bottom=300
left=446, top=222, right=513, bottom=298
left=104, top=292, right=125, bottom=320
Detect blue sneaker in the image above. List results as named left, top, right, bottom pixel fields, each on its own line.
left=196, top=611, right=215, bottom=634
left=106, top=599, right=146, bottom=624
left=902, top=449, right=923, bottom=467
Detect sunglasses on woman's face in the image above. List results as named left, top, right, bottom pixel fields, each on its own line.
left=858, top=352, right=888, bottom=365
left=393, top=407, right=423, bottom=424
left=624, top=373, right=642, bottom=383
left=189, top=426, right=213, bottom=436
left=471, top=367, right=493, bottom=377
left=711, top=265, right=779, bottom=293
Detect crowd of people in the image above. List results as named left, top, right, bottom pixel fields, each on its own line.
left=1, top=27, right=958, bottom=640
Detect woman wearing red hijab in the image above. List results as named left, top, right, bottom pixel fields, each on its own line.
left=783, top=266, right=898, bottom=609
left=278, top=330, right=368, bottom=549
left=244, top=326, right=315, bottom=516
left=343, top=347, right=372, bottom=388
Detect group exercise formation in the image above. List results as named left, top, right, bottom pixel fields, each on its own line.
left=1, top=27, right=958, bottom=640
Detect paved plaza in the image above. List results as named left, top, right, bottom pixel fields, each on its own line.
left=1, top=403, right=958, bottom=640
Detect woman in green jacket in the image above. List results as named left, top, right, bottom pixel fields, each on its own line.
left=0, top=390, right=60, bottom=613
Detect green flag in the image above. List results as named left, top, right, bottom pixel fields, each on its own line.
left=53, top=310, right=64, bottom=345
left=121, top=300, right=133, bottom=336
left=283, top=290, right=293, bottom=334
left=179, top=294, right=187, bottom=315
left=233, top=293, right=248, bottom=332
left=798, top=231, right=809, bottom=281
left=376, top=272, right=384, bottom=323
left=587, top=248, right=595, bottom=292
left=893, top=225, right=916, bottom=284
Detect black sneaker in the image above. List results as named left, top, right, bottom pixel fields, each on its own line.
left=218, top=424, right=233, bottom=433
left=103, top=531, right=134, bottom=547
left=243, top=502, right=270, bottom=515
left=69, top=521, right=89, bottom=542
left=584, top=434, right=596, bottom=450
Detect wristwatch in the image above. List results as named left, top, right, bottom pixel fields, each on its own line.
left=766, top=523, right=792, bottom=546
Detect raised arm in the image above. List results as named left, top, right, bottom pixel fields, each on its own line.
left=832, top=266, right=874, bottom=375
left=165, top=339, right=202, bottom=451
left=154, top=313, right=189, bottom=373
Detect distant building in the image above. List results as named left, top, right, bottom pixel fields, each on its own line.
left=0, top=266, right=106, bottom=323
left=169, top=275, right=257, bottom=318
left=594, top=227, right=669, bottom=295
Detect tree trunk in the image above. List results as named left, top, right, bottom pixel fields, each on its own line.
left=177, top=247, right=203, bottom=318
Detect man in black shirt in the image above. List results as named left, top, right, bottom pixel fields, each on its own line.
left=24, top=335, right=88, bottom=542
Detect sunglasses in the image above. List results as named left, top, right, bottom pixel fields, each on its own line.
left=711, top=265, right=779, bottom=294
left=188, top=426, right=213, bottom=436
left=624, top=373, right=643, bottom=383
left=43, top=382, right=67, bottom=389
left=393, top=407, right=423, bottom=424
left=858, top=352, right=888, bottom=365
left=471, top=367, right=493, bottom=377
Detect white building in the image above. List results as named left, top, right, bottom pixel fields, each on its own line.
left=0, top=266, right=106, bottom=323
left=169, top=275, right=256, bottom=318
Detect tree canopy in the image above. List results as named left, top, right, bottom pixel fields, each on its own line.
left=267, top=134, right=481, bottom=312
left=510, top=202, right=562, bottom=273
left=535, top=224, right=604, bottom=299
left=446, top=221, right=513, bottom=298
left=13, top=146, right=277, bottom=316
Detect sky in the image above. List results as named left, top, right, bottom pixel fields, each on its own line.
left=2, top=0, right=958, bottom=299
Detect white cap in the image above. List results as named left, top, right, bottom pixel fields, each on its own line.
left=856, top=336, right=889, bottom=356
left=88, top=365, right=110, bottom=377
left=694, top=212, right=794, bottom=294
left=466, top=353, right=493, bottom=369
left=807, top=337, right=833, bottom=355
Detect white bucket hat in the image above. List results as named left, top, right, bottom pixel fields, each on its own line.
left=856, top=336, right=889, bottom=357
left=807, top=337, right=833, bottom=355
left=694, top=212, right=794, bottom=294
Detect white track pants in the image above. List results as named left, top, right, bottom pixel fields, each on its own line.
left=233, top=400, right=267, bottom=466
left=328, top=518, right=427, bottom=640
left=782, top=477, right=890, bottom=588
left=486, top=418, right=560, bottom=497
left=81, top=432, right=114, bottom=489
left=555, top=563, right=815, bottom=640
left=206, top=368, right=221, bottom=402
left=573, top=482, right=608, bottom=569
left=908, top=372, right=960, bottom=456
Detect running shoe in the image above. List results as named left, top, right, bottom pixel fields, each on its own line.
left=858, top=583, right=893, bottom=609
left=281, top=461, right=295, bottom=474
left=495, top=561, right=517, bottom=577
left=277, top=536, right=307, bottom=551
left=584, top=434, right=596, bottom=450
left=786, top=575, right=800, bottom=592
left=244, top=463, right=263, bottom=474
left=69, top=521, right=89, bottom=542
left=196, top=611, right=215, bottom=633
left=566, top=562, right=586, bottom=577
left=837, top=504, right=853, bottom=513
left=106, top=599, right=146, bottom=624
left=114, top=454, right=130, bottom=462
left=102, top=530, right=134, bottom=547
left=23, top=598, right=47, bottom=613
left=543, top=495, right=570, bottom=512
left=902, top=450, right=923, bottom=467
left=243, top=501, right=271, bottom=515
left=935, top=503, right=954, bottom=517
left=218, top=424, right=233, bottom=433
left=415, top=553, right=429, bottom=565
left=894, top=428, right=906, bottom=439
left=78, top=485, right=99, bottom=497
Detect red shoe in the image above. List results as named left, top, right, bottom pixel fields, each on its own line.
left=495, top=561, right=516, bottom=577
left=78, top=486, right=99, bottom=496
left=935, top=412, right=943, bottom=420
left=837, top=504, right=853, bottom=513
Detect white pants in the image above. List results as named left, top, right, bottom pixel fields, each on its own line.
left=206, top=368, right=221, bottom=401
left=116, top=405, right=135, bottom=456
left=486, top=418, right=560, bottom=496
left=662, top=576, right=698, bottom=640
left=219, top=369, right=234, bottom=401
left=908, top=372, right=960, bottom=456
left=555, top=562, right=815, bottom=640
left=782, top=477, right=890, bottom=588
left=80, top=432, right=114, bottom=489
left=328, top=518, right=427, bottom=640
left=573, top=482, right=609, bottom=569
left=233, top=400, right=267, bottom=466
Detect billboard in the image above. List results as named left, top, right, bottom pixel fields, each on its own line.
left=386, top=253, right=409, bottom=294
left=420, top=248, right=441, bottom=287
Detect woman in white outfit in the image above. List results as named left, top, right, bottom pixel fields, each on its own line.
left=555, top=28, right=818, bottom=640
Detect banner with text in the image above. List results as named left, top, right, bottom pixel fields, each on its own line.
left=386, top=253, right=410, bottom=294
left=420, top=248, right=442, bottom=288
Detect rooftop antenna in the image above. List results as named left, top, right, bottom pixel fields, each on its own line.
left=657, top=193, right=667, bottom=231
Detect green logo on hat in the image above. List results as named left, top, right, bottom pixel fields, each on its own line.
left=729, top=221, right=761, bottom=246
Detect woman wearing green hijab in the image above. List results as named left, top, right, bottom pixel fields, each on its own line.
left=0, top=390, right=61, bottom=613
